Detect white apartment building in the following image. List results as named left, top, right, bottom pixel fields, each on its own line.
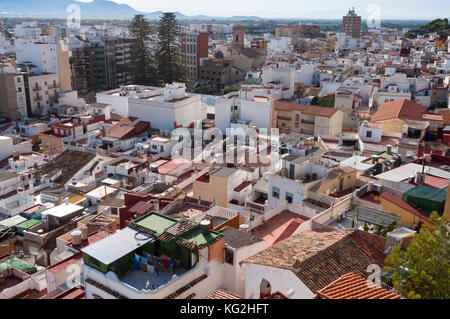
left=127, top=83, right=207, bottom=132
left=267, top=37, right=293, bottom=56
left=369, top=73, right=430, bottom=109
left=28, top=73, right=60, bottom=115
left=215, top=86, right=281, bottom=134
left=0, top=63, right=28, bottom=119
left=15, top=39, right=71, bottom=92
left=262, top=64, right=295, bottom=99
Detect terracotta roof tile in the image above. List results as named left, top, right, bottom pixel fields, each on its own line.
left=371, top=99, right=427, bottom=123
left=314, top=273, right=403, bottom=299
left=234, top=181, right=252, bottom=192
left=158, top=158, right=190, bottom=175
left=104, top=117, right=149, bottom=140
left=205, top=289, right=242, bottom=299
left=246, top=229, right=387, bottom=292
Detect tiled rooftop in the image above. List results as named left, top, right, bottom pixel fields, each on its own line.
left=205, top=289, right=242, bottom=299
left=314, top=273, right=402, bottom=299
left=246, top=229, right=387, bottom=292
left=252, top=211, right=310, bottom=248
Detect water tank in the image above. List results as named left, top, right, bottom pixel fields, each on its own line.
left=71, top=230, right=82, bottom=246
left=200, top=219, right=211, bottom=235
left=239, top=224, right=250, bottom=232
left=80, top=225, right=88, bottom=240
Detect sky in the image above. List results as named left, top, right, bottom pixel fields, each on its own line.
left=77, top=0, right=450, bottom=19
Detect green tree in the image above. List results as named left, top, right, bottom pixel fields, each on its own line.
left=311, top=94, right=335, bottom=108
left=155, top=13, right=185, bottom=84
left=128, top=14, right=156, bottom=85
left=384, top=213, right=449, bottom=299
left=222, top=87, right=239, bottom=95
left=403, top=32, right=417, bottom=39
left=201, top=85, right=210, bottom=94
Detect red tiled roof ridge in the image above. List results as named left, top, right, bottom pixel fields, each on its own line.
left=371, top=99, right=427, bottom=123
left=205, top=289, right=242, bottom=299
left=315, top=272, right=403, bottom=299
left=246, top=229, right=355, bottom=269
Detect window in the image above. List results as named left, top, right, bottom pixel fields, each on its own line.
left=272, top=187, right=280, bottom=199
left=366, top=131, right=372, bottom=138
left=224, top=248, right=234, bottom=265
left=285, top=192, right=293, bottom=204
left=110, top=207, right=118, bottom=215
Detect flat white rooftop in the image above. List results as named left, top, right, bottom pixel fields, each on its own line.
left=43, top=203, right=84, bottom=218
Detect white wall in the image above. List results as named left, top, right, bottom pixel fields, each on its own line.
left=267, top=174, right=305, bottom=210
left=128, top=96, right=207, bottom=132
left=96, top=93, right=129, bottom=117
left=244, top=263, right=314, bottom=299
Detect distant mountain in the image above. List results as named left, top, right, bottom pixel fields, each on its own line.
left=0, top=0, right=141, bottom=18
left=0, top=0, right=265, bottom=20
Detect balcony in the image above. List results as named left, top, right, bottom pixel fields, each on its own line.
left=277, top=115, right=291, bottom=121
left=301, top=119, right=315, bottom=125
left=34, top=96, right=42, bottom=101
left=32, top=86, right=42, bottom=91
left=246, top=201, right=265, bottom=214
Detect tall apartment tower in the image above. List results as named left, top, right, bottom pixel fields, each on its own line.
left=342, top=7, right=361, bottom=38
left=181, top=31, right=209, bottom=80
left=0, top=64, right=27, bottom=119
left=232, top=26, right=245, bottom=52
left=15, top=40, right=72, bottom=92
left=0, top=21, right=3, bottom=34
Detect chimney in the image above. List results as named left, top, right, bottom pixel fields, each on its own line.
left=200, top=219, right=211, bottom=235
left=415, top=171, right=425, bottom=184
left=64, top=197, right=69, bottom=205
left=386, top=145, right=392, bottom=155
left=79, top=225, right=88, bottom=240
left=29, top=180, right=34, bottom=195
left=153, top=199, right=159, bottom=212
left=372, top=155, right=379, bottom=164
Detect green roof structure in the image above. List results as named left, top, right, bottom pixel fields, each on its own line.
left=129, top=212, right=224, bottom=249
left=130, top=212, right=178, bottom=237
left=177, top=226, right=224, bottom=250
left=0, top=257, right=37, bottom=274
left=403, top=185, right=448, bottom=214
left=15, top=218, right=42, bottom=235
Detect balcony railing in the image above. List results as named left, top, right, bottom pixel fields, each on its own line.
left=32, top=86, right=42, bottom=91
left=301, top=119, right=315, bottom=125
left=246, top=201, right=266, bottom=214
